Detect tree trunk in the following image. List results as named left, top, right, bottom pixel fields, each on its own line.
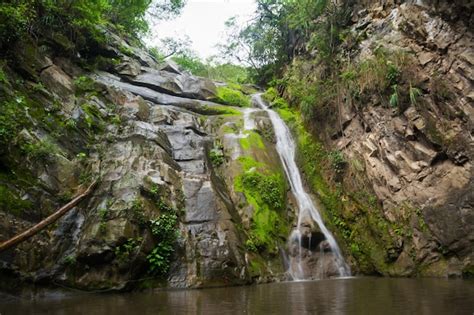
left=0, top=181, right=97, bottom=253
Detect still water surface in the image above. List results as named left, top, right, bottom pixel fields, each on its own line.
left=1, top=277, right=473, bottom=314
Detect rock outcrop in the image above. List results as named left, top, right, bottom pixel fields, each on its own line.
left=293, top=0, right=472, bottom=277
left=0, top=33, right=293, bottom=292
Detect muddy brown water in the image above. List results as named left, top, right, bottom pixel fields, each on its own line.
left=1, top=277, right=473, bottom=314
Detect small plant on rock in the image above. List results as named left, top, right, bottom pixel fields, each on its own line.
left=209, top=143, right=225, bottom=167
left=389, top=85, right=399, bottom=108
left=147, top=212, right=178, bottom=275
left=409, top=84, right=422, bottom=106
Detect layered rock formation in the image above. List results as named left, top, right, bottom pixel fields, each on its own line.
left=0, top=34, right=294, bottom=292
left=293, top=0, right=472, bottom=277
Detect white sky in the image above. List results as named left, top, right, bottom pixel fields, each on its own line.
left=145, top=0, right=256, bottom=59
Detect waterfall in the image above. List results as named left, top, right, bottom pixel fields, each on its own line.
left=251, top=94, right=351, bottom=280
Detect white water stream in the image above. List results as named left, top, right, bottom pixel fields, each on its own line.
left=251, top=94, right=350, bottom=280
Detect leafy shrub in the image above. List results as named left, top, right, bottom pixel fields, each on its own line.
left=209, top=147, right=225, bottom=167
left=147, top=213, right=178, bottom=275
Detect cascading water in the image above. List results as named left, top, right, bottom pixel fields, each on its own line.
left=251, top=93, right=351, bottom=280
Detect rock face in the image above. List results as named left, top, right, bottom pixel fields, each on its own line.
left=299, top=0, right=473, bottom=277
left=0, top=33, right=294, bottom=292
left=0, top=0, right=471, bottom=294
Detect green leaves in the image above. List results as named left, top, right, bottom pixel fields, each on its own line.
left=147, top=213, right=178, bottom=275
left=0, top=0, right=187, bottom=50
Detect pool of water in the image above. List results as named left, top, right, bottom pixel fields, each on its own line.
left=1, top=277, right=473, bottom=314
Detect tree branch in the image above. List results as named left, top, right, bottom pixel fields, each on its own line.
left=0, top=180, right=98, bottom=253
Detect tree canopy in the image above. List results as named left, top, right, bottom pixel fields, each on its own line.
left=219, top=0, right=351, bottom=84
left=0, top=0, right=186, bottom=50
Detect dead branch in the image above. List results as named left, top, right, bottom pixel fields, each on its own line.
left=0, top=180, right=98, bottom=253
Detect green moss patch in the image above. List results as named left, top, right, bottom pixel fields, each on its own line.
left=214, top=86, right=251, bottom=107
left=239, top=131, right=265, bottom=150
left=235, top=156, right=287, bottom=254
left=201, top=105, right=242, bottom=116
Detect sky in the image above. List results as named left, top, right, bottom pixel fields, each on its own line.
left=145, top=0, right=257, bottom=59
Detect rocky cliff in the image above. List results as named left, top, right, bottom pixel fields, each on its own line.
left=0, top=0, right=472, bottom=294
left=0, top=31, right=299, bottom=292
left=280, top=0, right=472, bottom=277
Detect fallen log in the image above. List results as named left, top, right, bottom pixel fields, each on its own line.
left=0, top=180, right=98, bottom=253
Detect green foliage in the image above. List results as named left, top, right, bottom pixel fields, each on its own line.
left=386, top=62, right=401, bottom=86
left=415, top=208, right=428, bottom=232
left=97, top=207, right=108, bottom=234
left=64, top=254, right=77, bottom=266
left=115, top=237, right=142, bottom=262
left=0, top=97, right=27, bottom=152
left=352, top=49, right=408, bottom=95
left=21, top=138, right=62, bottom=162
left=172, top=54, right=208, bottom=76
left=209, top=147, right=225, bottom=167
left=81, top=102, right=105, bottom=132
left=74, top=76, right=96, bottom=94
left=147, top=213, right=178, bottom=275
left=262, top=87, right=279, bottom=103
left=0, top=0, right=186, bottom=50
left=149, top=185, right=174, bottom=213
left=208, top=63, right=250, bottom=83
left=0, top=3, right=35, bottom=48
left=306, top=2, right=351, bottom=63
left=215, top=86, right=251, bottom=107
left=149, top=47, right=165, bottom=62
left=219, top=0, right=350, bottom=83
left=130, top=198, right=146, bottom=225
left=328, top=150, right=346, bottom=175
left=118, top=44, right=134, bottom=56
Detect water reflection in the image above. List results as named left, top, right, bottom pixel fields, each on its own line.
left=1, top=278, right=473, bottom=315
